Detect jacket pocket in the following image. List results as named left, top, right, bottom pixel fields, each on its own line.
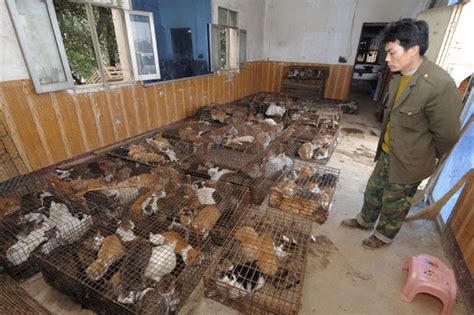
left=396, top=104, right=426, bottom=131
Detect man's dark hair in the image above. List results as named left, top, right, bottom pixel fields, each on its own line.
left=380, top=18, right=429, bottom=55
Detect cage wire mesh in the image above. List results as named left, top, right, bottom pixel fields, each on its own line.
left=0, top=185, right=96, bottom=281
left=35, top=184, right=221, bottom=315
left=108, top=134, right=195, bottom=169
left=204, top=206, right=312, bottom=315
left=46, top=155, right=161, bottom=225
left=282, top=119, right=341, bottom=165
left=0, top=274, right=52, bottom=314
left=182, top=142, right=293, bottom=205
left=196, top=102, right=251, bottom=125
left=127, top=170, right=249, bottom=247
left=269, top=161, right=340, bottom=224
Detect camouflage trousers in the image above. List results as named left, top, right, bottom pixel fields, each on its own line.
left=356, top=151, right=420, bottom=243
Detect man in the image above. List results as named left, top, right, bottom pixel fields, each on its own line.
left=342, top=19, right=462, bottom=249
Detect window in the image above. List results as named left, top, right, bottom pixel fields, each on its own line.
left=131, top=0, right=212, bottom=82
left=6, top=0, right=160, bottom=93
left=6, top=0, right=73, bottom=93
left=210, top=7, right=247, bottom=72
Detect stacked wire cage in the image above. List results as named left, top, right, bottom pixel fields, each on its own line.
left=108, top=133, right=195, bottom=169
left=0, top=171, right=98, bottom=281
left=282, top=111, right=341, bottom=165
left=182, top=140, right=293, bottom=205
left=247, top=93, right=294, bottom=128
left=35, top=166, right=249, bottom=314
left=204, top=206, right=312, bottom=314
left=269, top=160, right=340, bottom=224
left=0, top=274, right=52, bottom=314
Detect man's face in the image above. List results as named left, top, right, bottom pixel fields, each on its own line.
left=384, top=40, right=418, bottom=74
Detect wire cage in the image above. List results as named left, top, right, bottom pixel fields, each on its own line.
left=162, top=121, right=218, bottom=143
left=269, top=161, right=340, bottom=224
left=196, top=102, right=251, bottom=125
left=182, top=142, right=293, bottom=205
left=127, top=169, right=249, bottom=247
left=35, top=193, right=218, bottom=315
left=46, top=155, right=159, bottom=224
left=0, top=274, right=52, bottom=314
left=282, top=120, right=341, bottom=165
left=0, top=186, right=96, bottom=281
left=108, top=135, right=195, bottom=169
left=204, top=206, right=312, bottom=315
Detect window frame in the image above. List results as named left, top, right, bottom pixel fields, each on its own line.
left=124, top=10, right=161, bottom=81
left=211, top=7, right=247, bottom=73
left=7, top=0, right=162, bottom=93
left=6, top=0, right=74, bottom=93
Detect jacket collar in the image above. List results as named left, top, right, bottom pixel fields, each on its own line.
left=390, top=57, right=429, bottom=109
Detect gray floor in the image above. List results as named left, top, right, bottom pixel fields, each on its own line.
left=21, top=91, right=468, bottom=315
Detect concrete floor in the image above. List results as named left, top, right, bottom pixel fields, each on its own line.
left=21, top=91, right=468, bottom=315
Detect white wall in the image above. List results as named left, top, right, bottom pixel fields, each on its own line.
left=212, top=0, right=266, bottom=61
left=263, top=0, right=431, bottom=64
left=0, top=0, right=29, bottom=82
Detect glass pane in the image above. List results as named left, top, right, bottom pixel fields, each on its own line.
left=239, top=30, right=247, bottom=66
left=130, top=14, right=157, bottom=75
left=132, top=0, right=212, bottom=81
left=229, top=11, right=238, bottom=27
left=92, top=6, right=125, bottom=83
left=228, top=27, right=238, bottom=69
left=218, top=7, right=227, bottom=25
left=16, top=0, right=67, bottom=85
left=220, top=27, right=227, bottom=69
left=53, top=1, right=100, bottom=85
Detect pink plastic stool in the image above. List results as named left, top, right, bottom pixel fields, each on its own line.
left=402, top=253, right=457, bottom=315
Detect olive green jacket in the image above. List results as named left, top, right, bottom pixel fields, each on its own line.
left=375, top=58, right=462, bottom=184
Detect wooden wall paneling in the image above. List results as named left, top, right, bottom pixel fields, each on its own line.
left=78, top=92, right=102, bottom=150
left=165, top=83, right=177, bottom=123
left=143, top=86, right=158, bottom=130
left=0, top=82, right=34, bottom=171
left=103, top=90, right=119, bottom=143
left=130, top=85, right=144, bottom=134
left=173, top=81, right=184, bottom=120
left=136, top=84, right=151, bottom=132
left=325, top=65, right=338, bottom=99
left=53, top=90, right=87, bottom=157
left=48, top=93, right=72, bottom=159
left=122, top=86, right=139, bottom=136
left=114, top=88, right=131, bottom=139
left=154, top=85, right=167, bottom=126
left=216, top=74, right=222, bottom=104
left=270, top=61, right=277, bottom=92
left=186, top=79, right=194, bottom=115
left=96, top=91, right=117, bottom=145
left=276, top=62, right=284, bottom=92
left=449, top=176, right=474, bottom=273
left=193, top=78, right=201, bottom=111
left=178, top=80, right=187, bottom=118
left=21, top=81, right=58, bottom=165
left=87, top=93, right=107, bottom=147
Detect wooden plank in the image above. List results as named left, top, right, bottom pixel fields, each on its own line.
left=110, top=89, right=127, bottom=140
left=166, top=83, right=178, bottom=123
left=87, top=93, right=106, bottom=147
left=132, top=84, right=146, bottom=134
left=49, top=93, right=72, bottom=158
left=55, top=91, right=87, bottom=156
left=276, top=62, right=284, bottom=92
left=155, top=85, right=168, bottom=126
left=183, top=79, right=192, bottom=117
left=137, top=84, right=151, bottom=131
left=116, top=88, right=131, bottom=139
left=103, top=90, right=119, bottom=142
left=122, top=86, right=139, bottom=136
left=143, top=85, right=157, bottom=130
left=0, top=83, right=33, bottom=171
left=151, top=85, right=162, bottom=127
left=194, top=78, right=202, bottom=110
left=20, top=81, right=56, bottom=165
left=449, top=176, right=474, bottom=274
left=95, top=91, right=115, bottom=145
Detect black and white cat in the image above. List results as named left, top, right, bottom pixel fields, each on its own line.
left=218, top=261, right=265, bottom=299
